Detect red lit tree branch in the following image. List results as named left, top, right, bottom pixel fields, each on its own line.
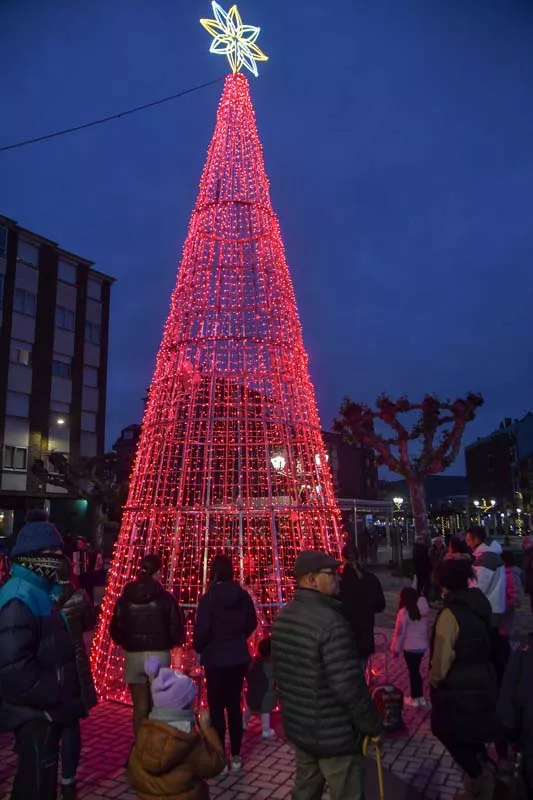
left=334, top=393, right=483, bottom=537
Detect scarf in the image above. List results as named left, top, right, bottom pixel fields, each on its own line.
left=13, top=553, right=66, bottom=582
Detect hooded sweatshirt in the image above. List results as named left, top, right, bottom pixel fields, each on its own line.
left=128, top=717, right=225, bottom=800
left=193, top=582, right=257, bottom=668
left=471, top=540, right=506, bottom=624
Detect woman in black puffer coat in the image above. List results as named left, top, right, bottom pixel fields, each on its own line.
left=55, top=557, right=97, bottom=800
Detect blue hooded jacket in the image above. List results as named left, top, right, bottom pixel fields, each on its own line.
left=0, top=564, right=84, bottom=730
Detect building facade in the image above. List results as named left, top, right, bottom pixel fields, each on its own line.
left=0, top=215, right=114, bottom=538
left=465, top=413, right=533, bottom=513
left=322, top=431, right=378, bottom=500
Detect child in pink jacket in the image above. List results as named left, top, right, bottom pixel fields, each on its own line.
left=391, top=587, right=431, bottom=708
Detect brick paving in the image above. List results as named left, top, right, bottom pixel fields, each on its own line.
left=1, top=573, right=531, bottom=800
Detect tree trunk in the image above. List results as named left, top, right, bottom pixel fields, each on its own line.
left=409, top=479, right=429, bottom=539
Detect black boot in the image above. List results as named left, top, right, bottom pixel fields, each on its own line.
left=62, top=783, right=77, bottom=800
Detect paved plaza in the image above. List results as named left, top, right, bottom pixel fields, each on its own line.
left=1, top=573, right=531, bottom=799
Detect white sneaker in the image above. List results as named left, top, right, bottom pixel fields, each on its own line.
left=417, top=698, right=431, bottom=710
left=218, top=764, right=229, bottom=779
left=404, top=696, right=420, bottom=708
left=261, top=728, right=277, bottom=740
left=231, top=756, right=243, bottom=772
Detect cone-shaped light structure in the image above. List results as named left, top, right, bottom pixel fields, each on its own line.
left=92, top=74, right=342, bottom=701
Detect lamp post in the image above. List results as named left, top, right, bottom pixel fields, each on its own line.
left=473, top=498, right=496, bottom=528
left=392, top=497, right=408, bottom=547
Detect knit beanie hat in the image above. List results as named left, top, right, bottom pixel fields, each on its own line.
left=145, top=657, right=196, bottom=711
left=11, top=520, right=64, bottom=558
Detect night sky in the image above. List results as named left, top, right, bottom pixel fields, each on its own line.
left=1, top=0, right=532, bottom=471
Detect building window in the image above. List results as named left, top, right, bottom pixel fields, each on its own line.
left=87, top=279, right=101, bottom=300
left=10, top=340, right=32, bottom=367
left=17, top=241, right=39, bottom=266
left=85, top=321, right=101, bottom=344
left=0, top=226, right=7, bottom=258
left=50, top=400, right=70, bottom=413
left=58, top=260, right=77, bottom=285
left=81, top=411, right=97, bottom=433
left=13, top=288, right=36, bottom=316
left=83, top=366, right=98, bottom=387
left=6, top=392, right=30, bottom=417
left=3, top=445, right=27, bottom=471
left=56, top=305, right=75, bottom=331
left=52, top=358, right=72, bottom=380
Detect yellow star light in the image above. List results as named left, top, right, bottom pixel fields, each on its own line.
left=200, top=2, right=268, bottom=78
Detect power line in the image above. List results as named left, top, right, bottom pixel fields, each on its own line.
left=0, top=76, right=224, bottom=154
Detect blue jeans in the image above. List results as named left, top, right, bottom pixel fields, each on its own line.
left=61, top=722, right=82, bottom=782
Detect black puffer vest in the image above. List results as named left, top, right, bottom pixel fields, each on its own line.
left=430, top=588, right=497, bottom=743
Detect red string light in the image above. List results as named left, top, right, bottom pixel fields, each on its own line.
left=91, top=73, right=342, bottom=702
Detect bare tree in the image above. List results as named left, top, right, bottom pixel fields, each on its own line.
left=31, top=452, right=119, bottom=546
left=334, top=393, right=483, bottom=538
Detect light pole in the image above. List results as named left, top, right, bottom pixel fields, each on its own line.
left=393, top=497, right=408, bottom=546
left=473, top=498, right=496, bottom=528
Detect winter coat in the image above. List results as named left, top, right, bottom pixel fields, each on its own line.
left=523, top=550, right=533, bottom=596
left=391, top=597, right=430, bottom=654
left=128, top=718, right=225, bottom=800
left=471, top=540, right=506, bottom=623
left=193, top=582, right=257, bottom=669
left=429, top=587, right=498, bottom=744
left=0, top=565, right=84, bottom=731
left=500, top=565, right=524, bottom=636
left=339, top=564, right=386, bottom=659
left=245, top=658, right=276, bottom=713
left=413, top=543, right=432, bottom=582
left=110, top=575, right=185, bottom=653
left=57, top=584, right=98, bottom=712
left=498, top=635, right=533, bottom=792
left=271, top=588, right=381, bottom=758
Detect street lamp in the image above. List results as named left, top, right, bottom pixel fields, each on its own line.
left=473, top=499, right=496, bottom=512
left=393, top=497, right=404, bottom=511
left=270, top=454, right=286, bottom=471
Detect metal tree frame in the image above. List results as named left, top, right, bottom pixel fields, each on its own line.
left=91, top=73, right=342, bottom=701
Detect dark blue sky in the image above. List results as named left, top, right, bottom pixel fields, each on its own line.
left=1, top=0, right=532, bottom=471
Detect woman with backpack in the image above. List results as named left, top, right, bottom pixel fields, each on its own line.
left=390, top=587, right=431, bottom=708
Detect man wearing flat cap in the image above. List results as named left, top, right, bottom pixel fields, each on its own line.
left=272, top=550, right=381, bottom=800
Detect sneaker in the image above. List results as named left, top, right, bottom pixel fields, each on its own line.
left=231, top=756, right=243, bottom=772
left=261, top=728, right=277, bottom=740
left=404, top=696, right=420, bottom=708
left=417, top=698, right=431, bottom=710
left=218, top=764, right=229, bottom=779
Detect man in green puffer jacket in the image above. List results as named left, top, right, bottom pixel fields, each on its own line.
left=272, top=550, right=381, bottom=800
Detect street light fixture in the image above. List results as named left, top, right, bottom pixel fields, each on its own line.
left=270, top=454, right=286, bottom=471
left=393, top=497, right=404, bottom=511
left=473, top=498, right=496, bottom=513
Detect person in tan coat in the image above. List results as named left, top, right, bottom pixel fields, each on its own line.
left=128, top=657, right=225, bottom=800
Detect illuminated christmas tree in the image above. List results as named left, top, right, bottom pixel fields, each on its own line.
left=92, top=2, right=342, bottom=701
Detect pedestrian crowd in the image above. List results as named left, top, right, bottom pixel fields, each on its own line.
left=1, top=515, right=533, bottom=800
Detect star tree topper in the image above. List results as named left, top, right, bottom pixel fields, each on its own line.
left=200, top=1, right=268, bottom=78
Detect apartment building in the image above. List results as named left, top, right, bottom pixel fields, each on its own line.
left=0, top=215, right=114, bottom=537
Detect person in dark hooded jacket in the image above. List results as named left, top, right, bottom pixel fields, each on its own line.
left=110, top=553, right=185, bottom=735
left=193, top=555, right=257, bottom=773
left=53, top=556, right=98, bottom=800
left=429, top=557, right=497, bottom=800
left=0, top=511, right=83, bottom=800
left=498, top=634, right=533, bottom=795
left=339, top=544, right=385, bottom=667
